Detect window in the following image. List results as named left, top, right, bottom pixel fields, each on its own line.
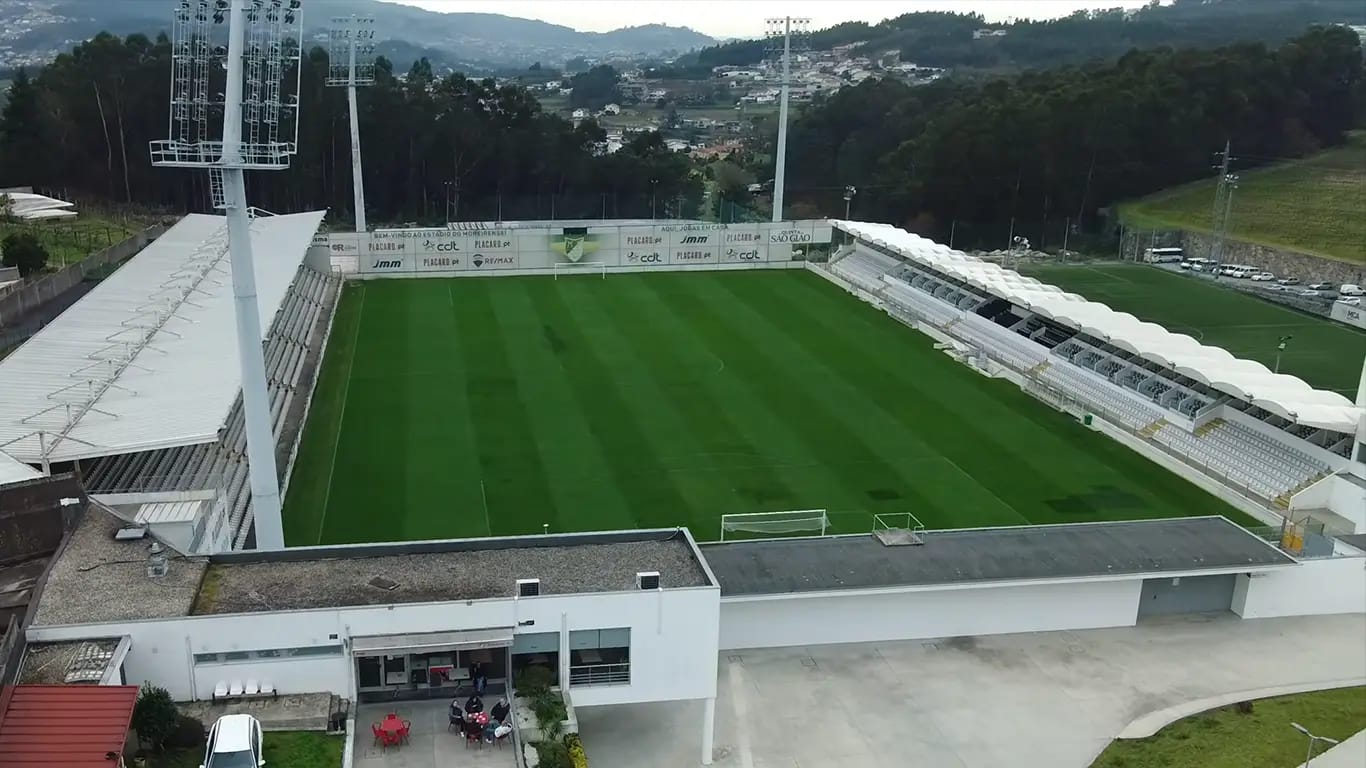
left=568, top=628, right=630, bottom=687
left=192, top=645, right=343, bottom=665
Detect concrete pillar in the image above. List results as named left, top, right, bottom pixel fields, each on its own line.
left=701, top=696, right=716, bottom=765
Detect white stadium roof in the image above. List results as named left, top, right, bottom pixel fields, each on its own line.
left=0, top=211, right=325, bottom=464
left=0, top=449, right=42, bottom=486
left=837, top=220, right=1364, bottom=434
left=1, top=191, right=77, bottom=220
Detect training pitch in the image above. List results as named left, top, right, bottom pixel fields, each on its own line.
left=1019, top=262, right=1366, bottom=397
left=283, top=270, right=1249, bottom=545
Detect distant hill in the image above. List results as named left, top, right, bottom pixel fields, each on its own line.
left=0, top=0, right=715, bottom=71
left=1120, top=132, right=1366, bottom=265
left=671, top=0, right=1366, bottom=74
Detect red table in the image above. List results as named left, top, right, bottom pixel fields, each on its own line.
left=379, top=714, right=408, bottom=747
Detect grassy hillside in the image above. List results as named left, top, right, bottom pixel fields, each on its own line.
left=1119, top=132, right=1366, bottom=264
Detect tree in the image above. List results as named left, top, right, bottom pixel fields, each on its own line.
left=131, top=685, right=178, bottom=752
left=0, top=69, right=47, bottom=187
left=1, top=232, right=49, bottom=277
left=569, top=65, right=621, bottom=109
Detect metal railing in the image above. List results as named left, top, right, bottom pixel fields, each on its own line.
left=568, top=663, right=630, bottom=687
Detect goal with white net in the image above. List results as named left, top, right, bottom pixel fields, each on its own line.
left=719, top=509, right=830, bottom=541
left=552, top=261, right=607, bottom=280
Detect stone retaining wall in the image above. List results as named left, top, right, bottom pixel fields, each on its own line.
left=1179, top=230, right=1364, bottom=287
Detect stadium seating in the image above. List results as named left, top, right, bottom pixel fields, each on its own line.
left=830, top=248, right=901, bottom=293
left=84, top=266, right=339, bottom=550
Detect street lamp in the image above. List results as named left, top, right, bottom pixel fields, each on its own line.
left=843, top=185, right=857, bottom=220
left=1275, top=335, right=1293, bottom=374
left=1291, top=722, right=1339, bottom=766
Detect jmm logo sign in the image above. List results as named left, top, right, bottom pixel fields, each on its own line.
left=370, top=259, right=403, bottom=270
left=679, top=235, right=710, bottom=245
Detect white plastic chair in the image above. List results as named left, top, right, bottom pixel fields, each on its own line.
left=213, top=681, right=229, bottom=701
left=229, top=680, right=244, bottom=697
left=244, top=680, right=259, bottom=696
left=260, top=681, right=275, bottom=697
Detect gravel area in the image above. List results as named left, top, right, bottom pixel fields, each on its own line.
left=195, top=533, right=709, bottom=615
left=17, top=638, right=122, bottom=684
left=31, top=504, right=207, bottom=626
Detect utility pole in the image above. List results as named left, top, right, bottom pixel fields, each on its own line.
left=1209, top=140, right=1236, bottom=269
left=765, top=16, right=809, bottom=223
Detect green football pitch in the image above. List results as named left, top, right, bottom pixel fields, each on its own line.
left=1018, top=262, right=1366, bottom=397
left=282, top=270, right=1252, bottom=546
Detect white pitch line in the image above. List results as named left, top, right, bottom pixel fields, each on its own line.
left=480, top=479, right=493, bottom=537
left=316, top=285, right=365, bottom=545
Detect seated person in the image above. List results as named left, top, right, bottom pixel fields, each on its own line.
left=449, top=699, right=464, bottom=724
left=490, top=698, right=510, bottom=723
left=464, top=693, right=484, bottom=714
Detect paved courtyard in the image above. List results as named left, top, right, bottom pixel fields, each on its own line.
left=352, top=700, right=516, bottom=768
left=579, top=614, right=1366, bottom=768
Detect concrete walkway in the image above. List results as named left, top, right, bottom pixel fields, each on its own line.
left=1297, top=728, right=1366, bottom=768
left=578, top=613, right=1366, bottom=768
left=352, top=700, right=515, bottom=768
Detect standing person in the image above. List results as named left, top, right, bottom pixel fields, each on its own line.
left=474, top=661, right=487, bottom=695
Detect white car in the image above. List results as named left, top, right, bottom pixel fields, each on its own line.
left=1250, top=272, right=1275, bottom=281
left=1297, top=289, right=1325, bottom=298
left=1276, top=277, right=1300, bottom=286
left=202, top=714, right=264, bottom=768
left=1307, top=282, right=1335, bottom=291
left=1340, top=284, right=1364, bottom=296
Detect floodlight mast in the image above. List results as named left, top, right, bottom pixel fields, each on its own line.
left=327, top=15, right=376, bottom=233
left=150, top=0, right=304, bottom=551
left=765, top=16, right=808, bottom=223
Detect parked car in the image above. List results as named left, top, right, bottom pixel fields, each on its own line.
left=203, top=714, right=264, bottom=768
left=1340, top=284, right=1364, bottom=296
left=1250, top=272, right=1275, bottom=281
left=1276, top=277, right=1301, bottom=286
left=1297, top=289, right=1326, bottom=297
left=1307, top=282, right=1335, bottom=291
left=1339, top=296, right=1362, bottom=306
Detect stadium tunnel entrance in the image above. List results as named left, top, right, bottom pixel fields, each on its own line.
left=1136, top=574, right=1238, bottom=619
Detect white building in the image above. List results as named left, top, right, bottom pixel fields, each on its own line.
left=17, top=503, right=1365, bottom=765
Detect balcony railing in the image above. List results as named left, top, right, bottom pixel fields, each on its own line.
left=569, top=663, right=630, bottom=687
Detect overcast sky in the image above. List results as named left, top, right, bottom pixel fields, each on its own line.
left=378, top=1, right=1156, bottom=39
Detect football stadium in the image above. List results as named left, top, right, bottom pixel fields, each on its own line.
left=2, top=3, right=1364, bottom=765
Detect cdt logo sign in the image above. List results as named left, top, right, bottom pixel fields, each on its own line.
left=625, top=251, right=664, bottom=264
left=423, top=239, right=461, bottom=253
left=724, top=248, right=764, bottom=262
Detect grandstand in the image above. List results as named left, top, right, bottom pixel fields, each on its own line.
left=827, top=221, right=1362, bottom=521
left=0, top=211, right=335, bottom=551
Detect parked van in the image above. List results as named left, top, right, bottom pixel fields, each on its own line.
left=1340, top=284, right=1364, bottom=296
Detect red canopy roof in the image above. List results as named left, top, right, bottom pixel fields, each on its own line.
left=0, top=684, right=140, bottom=767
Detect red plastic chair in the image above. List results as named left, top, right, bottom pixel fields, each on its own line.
left=371, top=723, right=385, bottom=747
left=399, top=720, right=411, bottom=744
left=382, top=729, right=402, bottom=749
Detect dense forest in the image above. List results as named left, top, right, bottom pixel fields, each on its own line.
left=667, top=0, right=1366, bottom=77
left=756, top=25, right=1364, bottom=245
left=0, top=35, right=700, bottom=225
left=0, top=20, right=1361, bottom=243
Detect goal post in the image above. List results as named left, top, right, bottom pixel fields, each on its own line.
left=552, top=261, right=607, bottom=280
left=719, top=509, right=830, bottom=541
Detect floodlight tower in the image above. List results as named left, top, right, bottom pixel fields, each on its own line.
left=150, top=0, right=304, bottom=551
left=327, top=15, right=375, bottom=232
left=765, top=16, right=809, bottom=223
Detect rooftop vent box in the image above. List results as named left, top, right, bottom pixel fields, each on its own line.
left=114, top=526, right=148, bottom=541
left=516, top=578, right=540, bottom=598
left=637, top=571, right=661, bottom=590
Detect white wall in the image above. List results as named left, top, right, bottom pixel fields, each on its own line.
left=1290, top=473, right=1366, bottom=533
left=26, top=586, right=720, bottom=706
left=1232, top=558, right=1366, bottom=619
left=717, top=579, right=1143, bottom=650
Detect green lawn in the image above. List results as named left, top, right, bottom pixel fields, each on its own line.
left=1091, top=686, right=1366, bottom=768
left=282, top=270, right=1252, bottom=546
left=152, top=731, right=343, bottom=768
left=1119, top=132, right=1366, bottom=264
left=0, top=216, right=142, bottom=268
left=1018, top=262, right=1366, bottom=397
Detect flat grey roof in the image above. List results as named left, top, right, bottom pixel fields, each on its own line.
left=32, top=505, right=207, bottom=626
left=195, top=531, right=710, bottom=615
left=1337, top=533, right=1366, bottom=554
left=702, top=517, right=1296, bottom=597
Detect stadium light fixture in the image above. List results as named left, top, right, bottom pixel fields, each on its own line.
left=149, top=0, right=305, bottom=551
left=764, top=16, right=810, bottom=223
left=327, top=15, right=376, bottom=232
